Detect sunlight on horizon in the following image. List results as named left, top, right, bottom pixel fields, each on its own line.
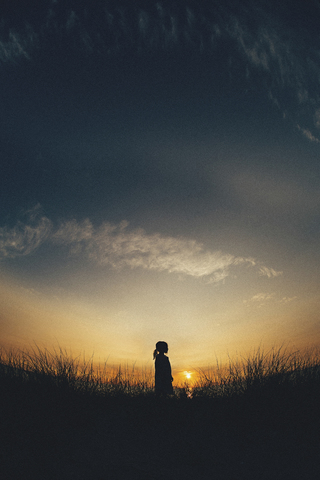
left=1, top=273, right=319, bottom=373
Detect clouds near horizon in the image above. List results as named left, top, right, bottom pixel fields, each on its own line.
left=0, top=209, right=282, bottom=284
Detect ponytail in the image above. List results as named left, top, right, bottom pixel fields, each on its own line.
left=153, top=348, right=158, bottom=360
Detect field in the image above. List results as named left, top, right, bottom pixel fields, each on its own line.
left=1, top=345, right=320, bottom=479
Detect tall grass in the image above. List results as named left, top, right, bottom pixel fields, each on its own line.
left=2, top=344, right=320, bottom=480
left=1, top=344, right=320, bottom=400
left=192, top=346, right=320, bottom=399
left=0, top=344, right=155, bottom=397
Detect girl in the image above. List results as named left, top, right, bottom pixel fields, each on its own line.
left=153, top=341, right=174, bottom=395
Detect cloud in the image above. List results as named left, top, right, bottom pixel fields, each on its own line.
left=52, top=218, right=282, bottom=283
left=297, top=125, right=320, bottom=144
left=259, top=266, right=283, bottom=278
left=0, top=213, right=51, bottom=259
left=280, top=296, right=298, bottom=304
left=53, top=219, right=246, bottom=281
left=227, top=7, right=320, bottom=142
left=229, top=21, right=274, bottom=72
left=0, top=210, right=281, bottom=284
left=244, top=292, right=299, bottom=307
left=244, top=292, right=275, bottom=307
left=1, top=1, right=318, bottom=140
left=0, top=25, right=37, bottom=62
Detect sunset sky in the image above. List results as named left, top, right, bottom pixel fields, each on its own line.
left=1, top=0, right=320, bottom=376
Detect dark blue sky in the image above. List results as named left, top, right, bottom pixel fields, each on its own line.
left=1, top=0, right=319, bottom=223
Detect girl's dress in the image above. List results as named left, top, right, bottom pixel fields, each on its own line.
left=155, top=353, right=173, bottom=395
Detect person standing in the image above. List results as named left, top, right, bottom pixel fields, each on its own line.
left=153, top=341, right=173, bottom=395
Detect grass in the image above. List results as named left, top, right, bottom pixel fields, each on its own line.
left=1, top=344, right=320, bottom=479
left=193, top=345, right=320, bottom=398
left=0, top=344, right=156, bottom=397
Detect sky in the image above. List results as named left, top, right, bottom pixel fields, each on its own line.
left=1, top=0, right=320, bottom=377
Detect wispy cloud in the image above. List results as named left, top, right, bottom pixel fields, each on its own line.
left=244, top=292, right=275, bottom=307
left=280, top=296, right=298, bottom=304
left=53, top=219, right=249, bottom=281
left=259, top=266, right=283, bottom=278
left=227, top=7, right=320, bottom=142
left=0, top=214, right=51, bottom=259
left=229, top=21, right=275, bottom=72
left=0, top=211, right=282, bottom=284
left=297, top=125, right=320, bottom=144
left=0, top=25, right=37, bottom=63
left=1, top=1, right=318, bottom=140
left=244, top=292, right=298, bottom=307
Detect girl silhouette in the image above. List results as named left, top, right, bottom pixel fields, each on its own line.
left=153, top=341, right=174, bottom=395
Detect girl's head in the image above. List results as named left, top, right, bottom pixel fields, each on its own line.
left=153, top=341, right=168, bottom=359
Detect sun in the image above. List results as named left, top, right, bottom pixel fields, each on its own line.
left=184, top=371, right=192, bottom=380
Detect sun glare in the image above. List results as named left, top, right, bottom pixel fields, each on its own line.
left=184, top=371, right=192, bottom=380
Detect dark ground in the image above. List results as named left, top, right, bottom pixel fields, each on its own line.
left=1, top=377, right=320, bottom=480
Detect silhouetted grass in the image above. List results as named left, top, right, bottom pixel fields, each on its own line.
left=1, top=345, right=320, bottom=479
left=193, top=345, right=320, bottom=399
left=0, top=344, right=156, bottom=397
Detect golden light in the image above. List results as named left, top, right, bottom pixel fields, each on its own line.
left=184, top=371, right=192, bottom=380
